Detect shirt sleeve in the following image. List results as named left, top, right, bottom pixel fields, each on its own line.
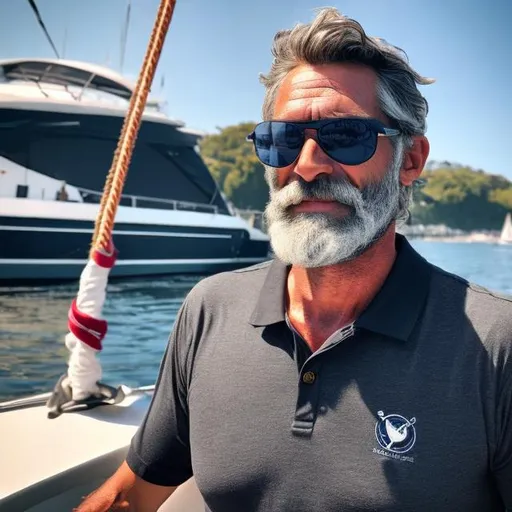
left=493, top=371, right=512, bottom=508
left=126, top=298, right=193, bottom=486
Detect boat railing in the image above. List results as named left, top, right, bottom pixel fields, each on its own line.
left=78, top=187, right=219, bottom=214
left=235, top=208, right=267, bottom=232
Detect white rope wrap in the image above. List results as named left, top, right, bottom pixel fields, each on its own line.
left=65, top=258, right=110, bottom=400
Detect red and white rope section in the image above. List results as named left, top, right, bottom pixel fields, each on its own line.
left=65, top=242, right=117, bottom=400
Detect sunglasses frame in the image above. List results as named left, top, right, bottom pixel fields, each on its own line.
left=246, top=117, right=400, bottom=167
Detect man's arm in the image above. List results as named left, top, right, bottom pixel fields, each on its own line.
left=73, top=461, right=177, bottom=512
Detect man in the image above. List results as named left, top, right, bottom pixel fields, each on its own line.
left=76, top=8, right=512, bottom=512
left=56, top=181, right=69, bottom=201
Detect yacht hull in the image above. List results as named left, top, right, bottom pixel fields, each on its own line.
left=0, top=199, right=270, bottom=283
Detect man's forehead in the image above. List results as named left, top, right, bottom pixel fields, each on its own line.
left=289, top=73, right=346, bottom=91
left=275, top=64, right=380, bottom=119
left=286, top=64, right=377, bottom=90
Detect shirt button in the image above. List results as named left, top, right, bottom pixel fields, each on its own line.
left=302, top=371, right=316, bottom=384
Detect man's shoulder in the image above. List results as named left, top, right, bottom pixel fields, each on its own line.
left=430, top=263, right=512, bottom=342
left=184, top=259, right=273, bottom=307
left=431, top=262, right=512, bottom=308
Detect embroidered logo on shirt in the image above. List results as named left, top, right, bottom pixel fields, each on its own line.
left=373, top=410, right=416, bottom=463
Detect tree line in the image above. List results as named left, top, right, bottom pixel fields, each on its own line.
left=199, top=122, right=512, bottom=231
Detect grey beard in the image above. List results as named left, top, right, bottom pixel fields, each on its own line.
left=263, top=143, right=405, bottom=268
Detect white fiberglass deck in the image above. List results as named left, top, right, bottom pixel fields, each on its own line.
left=0, top=392, right=150, bottom=500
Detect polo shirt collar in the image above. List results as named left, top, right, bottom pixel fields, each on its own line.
left=249, top=234, right=432, bottom=342
left=355, top=235, right=432, bottom=341
left=249, top=256, right=288, bottom=327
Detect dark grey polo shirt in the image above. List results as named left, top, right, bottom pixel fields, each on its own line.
left=127, top=235, right=512, bottom=511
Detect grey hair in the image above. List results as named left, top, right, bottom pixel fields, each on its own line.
left=259, top=8, right=435, bottom=223
left=260, top=7, right=433, bottom=133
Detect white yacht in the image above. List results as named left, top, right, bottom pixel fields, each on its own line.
left=0, top=57, right=269, bottom=283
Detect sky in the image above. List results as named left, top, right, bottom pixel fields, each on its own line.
left=0, top=0, right=511, bottom=179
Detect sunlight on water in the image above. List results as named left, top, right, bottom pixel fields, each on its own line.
left=0, top=242, right=510, bottom=401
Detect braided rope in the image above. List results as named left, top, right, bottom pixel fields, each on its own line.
left=91, top=0, right=176, bottom=255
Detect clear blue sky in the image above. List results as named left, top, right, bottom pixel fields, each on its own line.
left=1, top=0, right=511, bottom=179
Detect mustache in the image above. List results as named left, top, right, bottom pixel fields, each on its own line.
left=269, top=175, right=364, bottom=211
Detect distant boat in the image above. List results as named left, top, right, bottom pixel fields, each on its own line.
left=499, top=213, right=512, bottom=245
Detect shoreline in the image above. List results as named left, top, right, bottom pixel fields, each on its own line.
left=409, top=235, right=505, bottom=244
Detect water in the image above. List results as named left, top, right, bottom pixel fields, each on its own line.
left=0, top=276, right=203, bottom=401
left=0, top=241, right=511, bottom=402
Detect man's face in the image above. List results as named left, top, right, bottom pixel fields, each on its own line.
left=264, top=63, right=405, bottom=267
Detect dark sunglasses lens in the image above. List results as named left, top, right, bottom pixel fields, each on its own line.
left=253, top=122, right=303, bottom=167
left=318, top=119, right=378, bottom=165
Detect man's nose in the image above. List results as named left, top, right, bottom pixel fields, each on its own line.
left=292, top=133, right=334, bottom=182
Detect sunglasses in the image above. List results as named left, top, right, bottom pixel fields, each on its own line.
left=246, top=117, right=400, bottom=168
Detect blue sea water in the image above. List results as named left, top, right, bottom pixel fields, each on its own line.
left=0, top=241, right=510, bottom=401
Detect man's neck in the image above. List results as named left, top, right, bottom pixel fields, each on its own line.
left=286, top=226, right=397, bottom=352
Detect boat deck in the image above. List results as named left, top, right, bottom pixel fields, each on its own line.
left=0, top=392, right=151, bottom=500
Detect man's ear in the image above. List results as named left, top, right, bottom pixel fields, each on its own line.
left=400, top=136, right=430, bottom=186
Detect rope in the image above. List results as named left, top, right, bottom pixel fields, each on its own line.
left=90, top=0, right=176, bottom=255
left=27, top=0, right=60, bottom=59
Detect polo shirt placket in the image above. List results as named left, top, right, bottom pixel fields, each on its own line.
left=289, top=321, right=356, bottom=437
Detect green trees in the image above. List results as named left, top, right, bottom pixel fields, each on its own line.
left=200, top=122, right=512, bottom=230
left=411, top=166, right=512, bottom=230
left=200, top=122, right=269, bottom=210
